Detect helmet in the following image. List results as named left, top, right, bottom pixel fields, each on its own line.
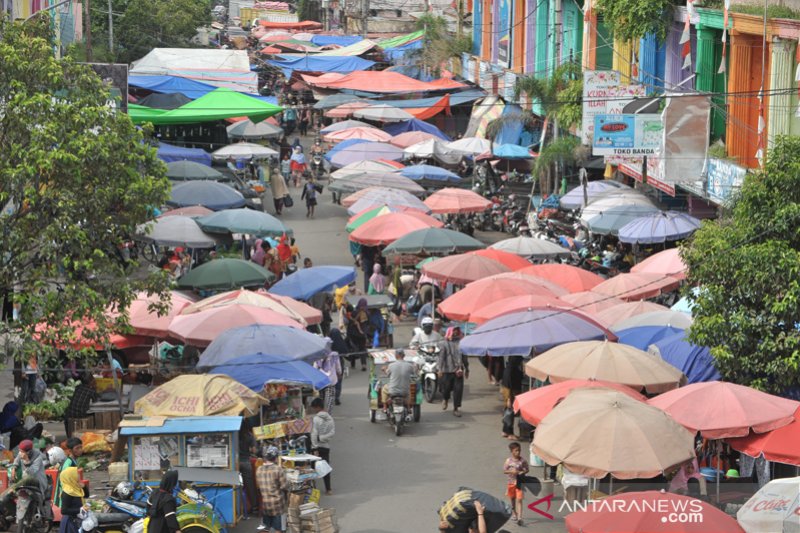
left=114, top=481, right=134, bottom=499
left=421, top=317, right=434, bottom=326
left=47, top=447, right=66, bottom=466
left=265, top=446, right=280, bottom=461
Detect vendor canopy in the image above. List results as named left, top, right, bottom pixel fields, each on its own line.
left=131, top=88, right=283, bottom=125
left=130, top=48, right=258, bottom=93
left=157, top=142, right=212, bottom=166
left=267, top=56, right=375, bottom=77
left=303, top=70, right=465, bottom=93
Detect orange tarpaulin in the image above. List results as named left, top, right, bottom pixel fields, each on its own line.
left=406, top=94, right=450, bottom=120
left=304, top=71, right=465, bottom=94
left=258, top=20, right=322, bottom=30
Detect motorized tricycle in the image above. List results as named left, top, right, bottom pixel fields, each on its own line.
left=367, top=350, right=423, bottom=436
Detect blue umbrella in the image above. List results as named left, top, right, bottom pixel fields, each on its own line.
left=400, top=164, right=462, bottom=182
left=492, top=144, right=533, bottom=159
left=559, top=181, right=631, bottom=210
left=269, top=266, right=356, bottom=301
left=459, top=308, right=614, bottom=357
left=324, top=139, right=371, bottom=162
left=384, top=119, right=451, bottom=141
left=649, top=332, right=720, bottom=384
left=168, top=181, right=245, bottom=211
left=197, top=324, right=328, bottom=368
left=212, top=353, right=331, bottom=391
left=618, top=211, right=702, bottom=244
left=582, top=204, right=661, bottom=236
left=615, top=325, right=686, bottom=351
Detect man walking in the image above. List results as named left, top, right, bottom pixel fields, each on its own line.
left=310, top=398, right=335, bottom=495
left=256, top=446, right=288, bottom=533
left=437, top=327, right=468, bottom=417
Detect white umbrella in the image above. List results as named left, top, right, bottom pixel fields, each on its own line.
left=225, top=120, right=283, bottom=140
left=490, top=236, right=571, bottom=259
left=446, top=136, right=492, bottom=155
left=212, top=142, right=278, bottom=160
left=320, top=119, right=372, bottom=134
left=353, top=104, right=415, bottom=123
left=404, top=139, right=461, bottom=165
left=330, top=160, right=401, bottom=179
left=737, top=476, right=800, bottom=533
left=579, top=191, right=656, bottom=221
left=136, top=215, right=221, bottom=248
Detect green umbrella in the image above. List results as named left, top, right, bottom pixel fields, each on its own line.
left=345, top=205, right=397, bottom=233
left=197, top=208, right=292, bottom=237
left=416, top=257, right=436, bottom=269
left=176, top=259, right=275, bottom=290
left=166, top=161, right=226, bottom=181
left=382, top=227, right=486, bottom=256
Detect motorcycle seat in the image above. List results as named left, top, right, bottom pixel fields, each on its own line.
left=109, top=498, right=148, bottom=509
left=95, top=513, right=132, bottom=524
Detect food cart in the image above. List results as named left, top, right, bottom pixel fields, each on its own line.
left=119, top=416, right=243, bottom=527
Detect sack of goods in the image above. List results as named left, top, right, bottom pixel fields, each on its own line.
left=438, top=487, right=512, bottom=533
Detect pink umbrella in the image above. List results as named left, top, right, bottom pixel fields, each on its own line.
left=631, top=248, right=688, bottom=280
left=424, top=188, right=493, bottom=214
left=129, top=291, right=195, bottom=338
left=388, top=131, right=440, bottom=148
left=470, top=294, right=568, bottom=324
left=439, top=275, right=567, bottom=321
left=484, top=272, right=569, bottom=297
left=157, top=205, right=214, bottom=218
left=325, top=101, right=370, bottom=118
left=558, top=291, right=626, bottom=315
left=592, top=272, right=682, bottom=301
left=181, top=289, right=311, bottom=325
left=518, top=264, right=604, bottom=293
left=648, top=381, right=800, bottom=438
left=593, top=301, right=671, bottom=328
left=260, top=291, right=323, bottom=326
left=168, top=303, right=302, bottom=347
left=349, top=212, right=443, bottom=246
left=422, top=254, right=510, bottom=285
left=323, top=127, right=392, bottom=143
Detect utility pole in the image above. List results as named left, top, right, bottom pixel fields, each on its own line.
left=108, top=0, right=113, bottom=56
left=456, top=0, right=463, bottom=37
left=361, top=0, right=368, bottom=37
left=551, top=0, right=562, bottom=194
left=84, top=0, right=93, bottom=61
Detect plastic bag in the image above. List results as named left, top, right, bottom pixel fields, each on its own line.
left=80, top=509, right=98, bottom=532
left=314, top=459, right=332, bottom=478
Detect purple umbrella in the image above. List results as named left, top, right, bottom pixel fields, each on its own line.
left=559, top=180, right=632, bottom=210
left=459, top=307, right=616, bottom=357
left=329, top=141, right=405, bottom=168
left=618, top=211, right=701, bottom=244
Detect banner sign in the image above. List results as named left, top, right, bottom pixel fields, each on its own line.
left=592, top=114, right=663, bottom=156
left=707, top=157, right=747, bottom=203
left=581, top=70, right=646, bottom=145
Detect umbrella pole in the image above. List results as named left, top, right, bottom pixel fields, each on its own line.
left=716, top=446, right=721, bottom=503
left=609, top=476, right=613, bottom=495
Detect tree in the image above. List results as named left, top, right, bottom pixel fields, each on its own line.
left=0, top=16, right=170, bottom=360
left=594, top=0, right=673, bottom=42
left=412, top=13, right=472, bottom=77
left=682, top=135, right=800, bottom=394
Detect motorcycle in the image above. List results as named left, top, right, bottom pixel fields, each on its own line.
left=311, top=154, right=324, bottom=178
left=14, top=484, right=52, bottom=533
left=418, top=345, right=440, bottom=404
left=388, top=395, right=409, bottom=437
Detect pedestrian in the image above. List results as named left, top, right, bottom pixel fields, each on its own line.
left=438, top=500, right=487, bottom=533
left=54, top=437, right=83, bottom=507
left=289, top=238, right=300, bottom=264
left=328, top=328, right=348, bottom=405
left=238, top=419, right=258, bottom=518
left=503, top=442, right=528, bottom=526
left=314, top=350, right=340, bottom=412
left=298, top=106, right=310, bottom=136
left=309, top=398, right=334, bottom=495
left=146, top=471, right=181, bottom=533
left=19, top=353, right=40, bottom=405
left=501, top=356, right=523, bottom=440
left=283, top=105, right=297, bottom=136
left=437, top=326, right=468, bottom=417
left=57, top=467, right=88, bottom=533
left=251, top=239, right=269, bottom=267
left=367, top=263, right=386, bottom=295
left=63, top=373, right=98, bottom=438
left=280, top=153, right=291, bottom=182
left=347, top=299, right=369, bottom=371
left=270, top=167, right=290, bottom=215
left=300, top=175, right=317, bottom=218
left=290, top=147, right=306, bottom=187
left=256, top=446, right=288, bottom=533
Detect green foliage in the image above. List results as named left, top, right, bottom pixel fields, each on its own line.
left=515, top=62, right=583, bottom=129
left=682, top=135, right=800, bottom=394
left=0, top=16, right=171, bottom=360
left=532, top=137, right=580, bottom=177
left=412, top=14, right=472, bottom=76
left=730, top=3, right=800, bottom=20
left=298, top=0, right=321, bottom=23
left=594, top=0, right=673, bottom=42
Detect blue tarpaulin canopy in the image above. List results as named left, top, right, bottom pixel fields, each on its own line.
left=384, top=40, right=423, bottom=63
left=157, top=142, right=213, bottom=165
left=310, top=35, right=363, bottom=47
left=129, top=75, right=278, bottom=105
left=384, top=119, right=451, bottom=141
left=268, top=56, right=375, bottom=77
left=269, top=266, right=356, bottom=300
left=493, top=143, right=533, bottom=159
left=212, top=353, right=331, bottom=391
left=650, top=332, right=721, bottom=384
left=616, top=325, right=686, bottom=351
left=493, top=104, right=525, bottom=145
left=401, top=164, right=462, bottom=182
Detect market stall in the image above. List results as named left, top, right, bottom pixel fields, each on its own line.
left=119, top=416, right=243, bottom=526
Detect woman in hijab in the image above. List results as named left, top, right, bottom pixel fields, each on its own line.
left=277, top=235, right=292, bottom=265
left=58, top=467, right=88, bottom=533
left=147, top=471, right=180, bottom=533
left=328, top=328, right=348, bottom=405
left=289, top=147, right=306, bottom=187
left=251, top=239, right=266, bottom=267
left=345, top=299, right=369, bottom=371
left=367, top=264, right=386, bottom=295
left=270, top=168, right=290, bottom=215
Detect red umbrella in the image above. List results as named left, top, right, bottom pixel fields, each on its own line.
left=424, top=188, right=493, bottom=214
left=323, top=127, right=391, bottom=143
left=468, top=249, right=530, bottom=271
left=514, top=379, right=646, bottom=425
left=566, top=491, right=744, bottom=533
left=728, top=407, right=800, bottom=466
left=631, top=248, right=688, bottom=280
left=518, top=264, right=604, bottom=293
left=648, top=381, right=800, bottom=439
left=470, top=295, right=570, bottom=324
left=167, top=303, right=302, bottom=347
left=439, top=275, right=566, bottom=321
left=349, top=212, right=443, bottom=246
left=35, top=319, right=148, bottom=350
left=422, top=254, right=510, bottom=285
left=593, top=301, right=670, bottom=328
left=592, top=272, right=682, bottom=301
left=557, top=291, right=626, bottom=315
left=129, top=291, right=195, bottom=338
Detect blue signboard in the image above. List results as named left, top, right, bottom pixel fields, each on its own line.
left=592, top=114, right=663, bottom=156
left=706, top=158, right=747, bottom=204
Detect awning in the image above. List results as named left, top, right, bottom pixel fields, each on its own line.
left=258, top=20, right=322, bottom=30
left=316, top=39, right=380, bottom=56
left=310, top=35, right=363, bottom=47
left=132, top=87, right=283, bottom=125
left=268, top=56, right=375, bottom=77
left=128, top=74, right=278, bottom=105
left=130, top=48, right=258, bottom=93
left=304, top=70, right=465, bottom=93
left=378, top=30, right=424, bottom=49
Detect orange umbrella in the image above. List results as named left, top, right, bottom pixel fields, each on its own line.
left=323, top=127, right=391, bottom=143
left=483, top=272, right=569, bottom=296
left=592, top=272, right=682, bottom=301
left=438, top=275, right=566, bottom=321
left=388, top=131, right=440, bottom=148
left=593, top=301, right=670, bottom=327
left=468, top=249, right=530, bottom=271
left=631, top=248, right=688, bottom=280
left=424, top=188, right=493, bottom=214
left=558, top=290, right=626, bottom=315
left=728, top=406, right=800, bottom=466
left=470, top=294, right=567, bottom=324
left=422, top=254, right=510, bottom=285
left=167, top=304, right=302, bottom=347
left=518, top=264, right=604, bottom=293
left=514, top=379, right=646, bottom=425
left=35, top=319, right=148, bottom=350
left=349, top=211, right=443, bottom=246
left=128, top=291, right=195, bottom=338
left=181, top=289, right=310, bottom=326
left=325, top=101, right=370, bottom=118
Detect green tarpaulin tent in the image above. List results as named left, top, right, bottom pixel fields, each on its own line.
left=378, top=30, right=424, bottom=49
left=130, top=88, right=283, bottom=125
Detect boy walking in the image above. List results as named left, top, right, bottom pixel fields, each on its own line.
left=256, top=446, right=288, bottom=532
left=503, top=442, right=528, bottom=526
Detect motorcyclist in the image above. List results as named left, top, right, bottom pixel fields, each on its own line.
left=0, top=440, right=50, bottom=526
left=380, top=350, right=416, bottom=409
left=410, top=317, right=443, bottom=350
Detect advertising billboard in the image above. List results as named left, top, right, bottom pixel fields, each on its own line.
left=592, top=114, right=664, bottom=156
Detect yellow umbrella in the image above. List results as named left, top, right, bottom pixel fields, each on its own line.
left=135, top=374, right=265, bottom=416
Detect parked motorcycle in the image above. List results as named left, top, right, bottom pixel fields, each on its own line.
left=14, top=483, right=52, bottom=533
